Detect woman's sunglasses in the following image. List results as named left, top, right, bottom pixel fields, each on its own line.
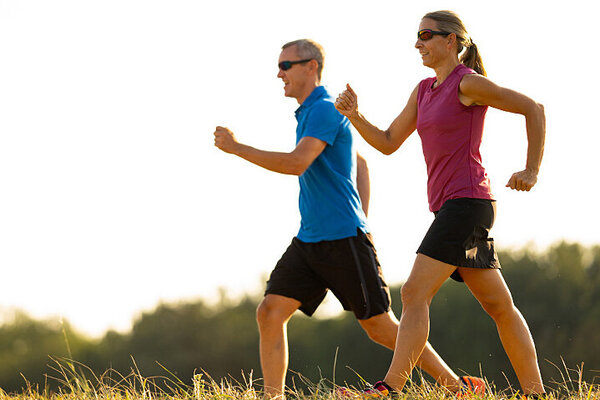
left=278, top=59, right=313, bottom=71
left=417, top=29, right=451, bottom=41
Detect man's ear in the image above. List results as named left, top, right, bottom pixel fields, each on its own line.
left=308, top=59, right=319, bottom=74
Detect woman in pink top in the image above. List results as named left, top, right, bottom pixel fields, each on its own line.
left=335, top=10, right=546, bottom=398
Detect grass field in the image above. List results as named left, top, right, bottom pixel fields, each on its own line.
left=1, top=358, right=599, bottom=400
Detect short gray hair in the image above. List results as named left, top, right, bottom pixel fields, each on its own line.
left=282, top=39, right=325, bottom=81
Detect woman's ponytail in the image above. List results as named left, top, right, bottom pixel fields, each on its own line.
left=460, top=40, right=486, bottom=76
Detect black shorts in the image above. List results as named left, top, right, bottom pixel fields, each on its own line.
left=417, top=198, right=501, bottom=282
left=265, top=229, right=391, bottom=320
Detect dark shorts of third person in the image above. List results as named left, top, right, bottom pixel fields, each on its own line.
left=417, top=197, right=501, bottom=282
left=265, top=229, right=391, bottom=320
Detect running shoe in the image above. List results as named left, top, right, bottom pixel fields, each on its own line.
left=457, top=376, right=486, bottom=397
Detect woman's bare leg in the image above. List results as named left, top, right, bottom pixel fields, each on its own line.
left=383, top=254, right=456, bottom=390
left=459, top=267, right=545, bottom=394
left=359, top=311, right=460, bottom=390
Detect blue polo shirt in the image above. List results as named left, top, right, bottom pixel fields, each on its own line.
left=295, top=86, right=368, bottom=242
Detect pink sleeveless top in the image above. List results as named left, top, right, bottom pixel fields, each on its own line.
left=416, top=64, right=494, bottom=212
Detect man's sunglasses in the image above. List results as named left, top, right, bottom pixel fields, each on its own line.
left=278, top=59, right=313, bottom=71
left=418, top=29, right=451, bottom=41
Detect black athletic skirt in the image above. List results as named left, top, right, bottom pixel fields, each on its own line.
left=417, top=198, right=501, bottom=282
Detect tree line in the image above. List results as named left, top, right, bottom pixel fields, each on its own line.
left=0, top=241, right=598, bottom=394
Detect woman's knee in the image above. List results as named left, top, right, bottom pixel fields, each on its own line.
left=479, top=294, right=516, bottom=320
left=400, top=255, right=456, bottom=307
left=461, top=269, right=518, bottom=321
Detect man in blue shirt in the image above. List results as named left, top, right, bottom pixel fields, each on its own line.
left=214, top=39, right=468, bottom=398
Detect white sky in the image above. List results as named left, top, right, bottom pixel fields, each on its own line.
left=0, top=0, right=598, bottom=337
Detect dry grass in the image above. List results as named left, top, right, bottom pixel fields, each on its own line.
left=0, top=358, right=599, bottom=400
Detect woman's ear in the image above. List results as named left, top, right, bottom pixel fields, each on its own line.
left=447, top=33, right=458, bottom=49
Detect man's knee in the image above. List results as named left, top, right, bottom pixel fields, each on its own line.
left=359, top=312, right=398, bottom=348
left=256, top=295, right=298, bottom=327
left=256, top=298, right=278, bottom=326
left=363, top=325, right=391, bottom=346
left=400, top=280, right=430, bottom=307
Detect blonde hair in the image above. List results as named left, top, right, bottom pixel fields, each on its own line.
left=282, top=39, right=325, bottom=81
left=423, top=10, right=486, bottom=76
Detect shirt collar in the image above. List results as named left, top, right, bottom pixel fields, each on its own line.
left=295, top=86, right=327, bottom=116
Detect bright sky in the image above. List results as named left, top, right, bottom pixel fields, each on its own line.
left=0, top=0, right=598, bottom=337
